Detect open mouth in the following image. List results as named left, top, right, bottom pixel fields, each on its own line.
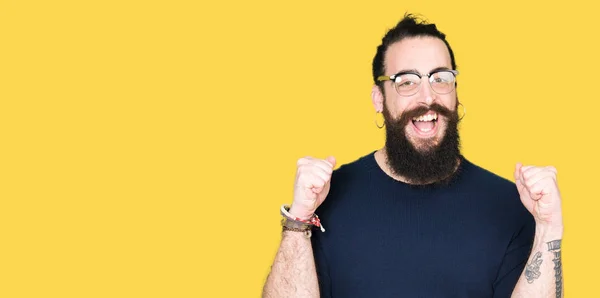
left=411, top=112, right=438, bottom=136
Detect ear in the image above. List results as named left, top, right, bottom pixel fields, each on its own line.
left=371, top=85, right=384, bottom=112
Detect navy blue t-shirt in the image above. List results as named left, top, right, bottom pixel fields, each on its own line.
left=311, top=151, right=535, bottom=298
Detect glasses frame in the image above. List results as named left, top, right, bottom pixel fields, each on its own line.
left=377, top=69, right=459, bottom=96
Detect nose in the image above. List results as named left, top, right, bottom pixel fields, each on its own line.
left=417, top=78, right=436, bottom=106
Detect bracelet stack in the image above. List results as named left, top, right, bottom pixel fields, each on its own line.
left=280, top=204, right=326, bottom=238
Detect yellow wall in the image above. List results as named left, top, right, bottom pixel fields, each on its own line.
left=2, top=1, right=597, bottom=297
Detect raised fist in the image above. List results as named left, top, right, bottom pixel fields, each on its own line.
left=289, top=156, right=336, bottom=220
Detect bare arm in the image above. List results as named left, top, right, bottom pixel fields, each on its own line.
left=263, top=156, right=336, bottom=298
left=512, top=164, right=564, bottom=297
left=262, top=231, right=319, bottom=298
left=512, top=226, right=563, bottom=298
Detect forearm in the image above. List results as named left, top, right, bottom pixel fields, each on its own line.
left=262, top=231, right=319, bottom=298
left=512, top=225, right=563, bottom=298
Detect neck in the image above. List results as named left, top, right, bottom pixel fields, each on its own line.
left=374, top=147, right=461, bottom=185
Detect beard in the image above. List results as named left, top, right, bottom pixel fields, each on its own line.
left=382, top=101, right=461, bottom=185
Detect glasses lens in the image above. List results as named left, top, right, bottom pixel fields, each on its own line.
left=430, top=71, right=456, bottom=94
left=394, top=74, right=421, bottom=96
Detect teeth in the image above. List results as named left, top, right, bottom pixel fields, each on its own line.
left=412, top=113, right=438, bottom=122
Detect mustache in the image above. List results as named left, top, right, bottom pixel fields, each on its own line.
left=397, top=103, right=455, bottom=126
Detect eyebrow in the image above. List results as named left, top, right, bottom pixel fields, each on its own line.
left=395, top=66, right=452, bottom=75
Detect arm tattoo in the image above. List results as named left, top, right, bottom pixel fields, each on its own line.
left=547, top=239, right=563, bottom=298
left=524, top=251, right=543, bottom=284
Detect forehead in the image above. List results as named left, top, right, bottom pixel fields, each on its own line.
left=384, top=37, right=452, bottom=74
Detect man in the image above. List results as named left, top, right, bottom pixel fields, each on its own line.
left=263, top=14, right=563, bottom=298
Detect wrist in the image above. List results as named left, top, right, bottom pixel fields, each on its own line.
left=288, top=204, right=313, bottom=221
left=280, top=204, right=326, bottom=233
left=534, top=222, right=564, bottom=242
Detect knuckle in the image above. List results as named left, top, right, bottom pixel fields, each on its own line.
left=296, top=157, right=307, bottom=166
left=297, top=156, right=314, bottom=165
left=525, top=180, right=535, bottom=189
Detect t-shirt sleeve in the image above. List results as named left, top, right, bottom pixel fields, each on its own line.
left=311, top=231, right=332, bottom=298
left=493, top=213, right=536, bottom=298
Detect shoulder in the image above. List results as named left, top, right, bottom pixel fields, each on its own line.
left=331, top=151, right=379, bottom=182
left=459, top=157, right=532, bottom=221
left=459, top=157, right=517, bottom=194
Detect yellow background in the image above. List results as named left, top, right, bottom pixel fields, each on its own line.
left=1, top=1, right=597, bottom=297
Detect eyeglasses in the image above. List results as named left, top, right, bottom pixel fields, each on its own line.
left=377, top=69, right=459, bottom=97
